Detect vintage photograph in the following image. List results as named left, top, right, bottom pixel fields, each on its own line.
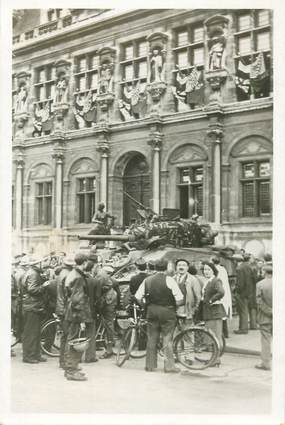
left=9, top=6, right=275, bottom=418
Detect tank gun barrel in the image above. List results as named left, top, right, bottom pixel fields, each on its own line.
left=78, top=234, right=136, bottom=242
left=123, top=191, right=155, bottom=215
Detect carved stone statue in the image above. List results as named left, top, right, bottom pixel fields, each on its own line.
left=15, top=85, right=28, bottom=114
left=98, top=63, right=114, bottom=94
left=149, top=48, right=165, bottom=83
left=54, top=76, right=68, bottom=104
left=208, top=35, right=225, bottom=70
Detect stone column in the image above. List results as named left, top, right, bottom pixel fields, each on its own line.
left=207, top=127, right=223, bottom=225
left=15, top=158, right=24, bottom=231
left=148, top=131, right=163, bottom=214
left=97, top=142, right=109, bottom=207
left=52, top=146, right=64, bottom=229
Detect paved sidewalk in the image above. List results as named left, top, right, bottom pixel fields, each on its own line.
left=225, top=317, right=261, bottom=355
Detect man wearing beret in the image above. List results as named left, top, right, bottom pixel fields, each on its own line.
left=255, top=264, right=273, bottom=371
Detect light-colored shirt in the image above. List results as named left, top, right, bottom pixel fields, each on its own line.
left=135, top=275, right=183, bottom=303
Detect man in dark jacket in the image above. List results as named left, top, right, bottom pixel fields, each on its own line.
left=63, top=253, right=93, bottom=381
left=55, top=255, right=74, bottom=369
left=234, top=254, right=256, bottom=334
left=21, top=256, right=48, bottom=363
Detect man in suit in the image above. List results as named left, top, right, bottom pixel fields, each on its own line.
left=234, top=253, right=256, bottom=334
left=255, top=263, right=272, bottom=371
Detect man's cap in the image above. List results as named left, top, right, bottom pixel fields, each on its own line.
left=63, top=255, right=75, bottom=267
left=147, top=260, right=155, bottom=269
left=155, top=259, right=168, bottom=271
left=243, top=253, right=251, bottom=261
left=74, top=252, right=88, bottom=264
left=175, top=258, right=190, bottom=267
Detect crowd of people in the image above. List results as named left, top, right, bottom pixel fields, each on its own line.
left=11, top=247, right=273, bottom=381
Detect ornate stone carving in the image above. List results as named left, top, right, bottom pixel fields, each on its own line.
left=13, top=71, right=31, bottom=140
left=169, top=144, right=207, bottom=164
left=52, top=59, right=71, bottom=130
left=73, top=91, right=97, bottom=129
left=95, top=47, right=116, bottom=122
left=33, top=101, right=53, bottom=137
left=30, top=163, right=53, bottom=179
left=231, top=137, right=273, bottom=158
left=70, top=158, right=97, bottom=174
left=207, top=124, right=224, bottom=144
left=204, top=15, right=229, bottom=103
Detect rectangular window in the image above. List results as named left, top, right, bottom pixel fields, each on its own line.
left=35, top=182, right=52, bottom=225
left=179, top=167, right=204, bottom=217
left=238, top=35, right=251, bottom=54
left=90, top=72, right=98, bottom=89
left=38, top=69, right=45, bottom=83
left=91, top=55, right=99, bottom=69
left=77, top=177, right=96, bottom=223
left=79, top=76, right=86, bottom=91
left=257, top=10, right=270, bottom=27
left=125, top=45, right=134, bottom=60
left=256, top=31, right=270, bottom=51
left=124, top=64, right=134, bottom=80
left=241, top=160, right=271, bottom=217
left=177, top=30, right=188, bottom=46
left=192, top=26, right=204, bottom=43
left=177, top=50, right=188, bottom=67
left=79, top=57, right=87, bottom=72
left=138, top=61, right=147, bottom=78
left=74, top=52, right=99, bottom=98
left=138, top=41, right=147, bottom=57
left=193, top=47, right=204, bottom=65
left=238, top=14, right=252, bottom=31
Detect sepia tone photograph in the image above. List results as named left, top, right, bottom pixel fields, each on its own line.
left=3, top=3, right=283, bottom=424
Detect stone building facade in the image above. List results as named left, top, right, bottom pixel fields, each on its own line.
left=12, top=9, right=273, bottom=256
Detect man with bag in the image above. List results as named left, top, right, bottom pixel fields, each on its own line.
left=63, top=253, right=92, bottom=381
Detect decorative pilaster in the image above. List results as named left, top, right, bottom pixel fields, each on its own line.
left=148, top=120, right=163, bottom=214
left=207, top=125, right=223, bottom=225
left=96, top=126, right=110, bottom=207
left=52, top=142, right=65, bottom=229
left=13, top=150, right=25, bottom=231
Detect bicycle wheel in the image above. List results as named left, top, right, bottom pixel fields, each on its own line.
left=129, top=324, right=147, bottom=359
left=116, top=327, right=136, bottom=367
left=40, top=319, right=61, bottom=357
left=173, top=327, right=219, bottom=370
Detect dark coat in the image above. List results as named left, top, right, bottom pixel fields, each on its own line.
left=129, top=272, right=148, bottom=295
left=55, top=267, right=72, bottom=317
left=236, top=262, right=255, bottom=300
left=64, top=268, right=92, bottom=324
left=22, top=266, right=46, bottom=314
left=202, top=277, right=226, bottom=321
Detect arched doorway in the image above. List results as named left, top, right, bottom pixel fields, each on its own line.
left=123, top=153, right=150, bottom=225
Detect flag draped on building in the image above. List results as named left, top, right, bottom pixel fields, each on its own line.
left=250, top=52, right=269, bottom=97
left=175, top=67, right=204, bottom=107
left=235, top=59, right=251, bottom=99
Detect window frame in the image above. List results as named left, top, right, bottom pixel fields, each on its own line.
left=240, top=159, right=272, bottom=218
left=76, top=176, right=96, bottom=224
left=73, top=51, right=100, bottom=97
left=177, top=165, right=204, bottom=218
left=119, top=38, right=148, bottom=86
left=34, top=180, right=53, bottom=226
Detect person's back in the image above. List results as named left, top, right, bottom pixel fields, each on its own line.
left=146, top=272, right=176, bottom=307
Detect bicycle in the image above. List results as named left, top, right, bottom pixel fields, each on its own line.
left=116, top=303, right=221, bottom=370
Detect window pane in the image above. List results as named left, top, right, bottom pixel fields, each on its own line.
left=51, top=66, right=57, bottom=80
left=238, top=36, right=251, bottom=55
left=259, top=161, right=271, bottom=177
left=37, top=198, right=43, bottom=224
left=37, top=183, right=43, bottom=196
left=87, top=177, right=95, bottom=191
left=177, top=31, right=188, bottom=46
left=39, top=85, right=45, bottom=100
left=46, top=182, right=52, bottom=195
left=259, top=181, right=270, bottom=214
left=257, top=10, right=270, bottom=27
left=193, top=26, right=204, bottom=43
left=257, top=31, right=270, bottom=51
left=193, top=47, right=204, bottom=65
left=78, top=194, right=85, bottom=222
left=177, top=50, right=188, bottom=67
left=242, top=182, right=255, bottom=216
left=125, top=45, right=133, bottom=60
left=138, top=41, right=147, bottom=57
left=243, top=163, right=255, bottom=178
left=238, top=14, right=252, bottom=31
left=124, top=64, right=133, bottom=80
left=79, top=76, right=86, bottom=91
left=91, top=55, right=99, bottom=69
left=194, top=167, right=203, bottom=182
left=48, top=83, right=56, bottom=99
left=78, top=58, right=87, bottom=72
left=90, top=72, right=98, bottom=89
left=87, top=193, right=95, bottom=222
left=181, top=168, right=190, bottom=183
left=38, top=69, right=45, bottom=83
left=46, top=197, right=52, bottom=225
left=138, top=61, right=147, bottom=78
